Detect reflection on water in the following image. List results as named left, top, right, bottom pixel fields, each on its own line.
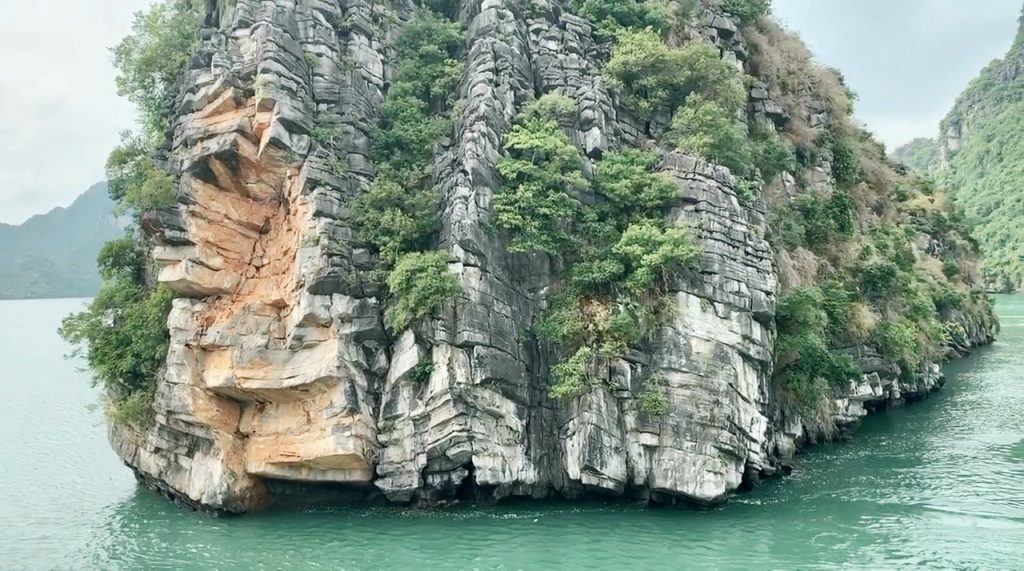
left=1, top=296, right=1022, bottom=569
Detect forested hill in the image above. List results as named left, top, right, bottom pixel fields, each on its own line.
left=891, top=137, right=939, bottom=173
left=0, top=182, right=122, bottom=299
left=894, top=7, right=1024, bottom=291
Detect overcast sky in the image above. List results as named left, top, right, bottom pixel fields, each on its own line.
left=773, top=0, right=1020, bottom=151
left=0, top=1, right=1021, bottom=225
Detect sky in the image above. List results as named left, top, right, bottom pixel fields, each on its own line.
left=0, top=1, right=1021, bottom=225
left=773, top=0, right=1020, bottom=150
left=0, top=0, right=150, bottom=226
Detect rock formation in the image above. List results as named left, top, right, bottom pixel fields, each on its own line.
left=105, top=0, right=996, bottom=512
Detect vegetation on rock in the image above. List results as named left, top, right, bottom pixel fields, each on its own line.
left=60, top=236, right=174, bottom=427
left=721, top=0, right=771, bottom=23
left=350, top=8, right=465, bottom=330
left=61, top=0, right=199, bottom=424
left=493, top=95, right=701, bottom=404
left=385, top=252, right=460, bottom=332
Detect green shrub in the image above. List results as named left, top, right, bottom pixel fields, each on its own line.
left=605, top=28, right=745, bottom=119
left=409, top=357, right=434, bottom=383
left=520, top=92, right=577, bottom=122
left=827, top=189, right=855, bottom=234
left=857, top=260, right=900, bottom=299
left=819, top=280, right=853, bottom=339
left=311, top=113, right=343, bottom=148
left=385, top=251, right=460, bottom=331
left=549, top=346, right=597, bottom=399
left=931, top=284, right=965, bottom=313
left=60, top=236, right=175, bottom=419
left=774, top=286, right=862, bottom=420
left=493, top=96, right=588, bottom=253
left=110, top=387, right=157, bottom=427
left=111, top=0, right=200, bottom=139
left=776, top=287, right=827, bottom=333
left=353, top=177, right=439, bottom=269
left=870, top=319, right=922, bottom=368
left=636, top=374, right=669, bottom=416
left=571, top=0, right=668, bottom=38
left=785, top=190, right=854, bottom=249
left=672, top=94, right=750, bottom=173
left=536, top=294, right=588, bottom=346
left=592, top=149, right=677, bottom=221
left=750, top=126, right=796, bottom=183
left=829, top=132, right=861, bottom=187
left=612, top=221, right=701, bottom=293
left=105, top=132, right=178, bottom=212
left=391, top=10, right=463, bottom=108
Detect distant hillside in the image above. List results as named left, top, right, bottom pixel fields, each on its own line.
left=0, top=182, right=122, bottom=299
left=891, top=137, right=940, bottom=172
left=893, top=8, right=1024, bottom=291
left=938, top=31, right=1024, bottom=292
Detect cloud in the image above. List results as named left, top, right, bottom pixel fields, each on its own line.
left=0, top=0, right=151, bottom=224
left=773, top=0, right=1019, bottom=149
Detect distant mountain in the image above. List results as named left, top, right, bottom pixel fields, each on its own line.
left=890, top=137, right=939, bottom=173
left=893, top=8, right=1024, bottom=291
left=0, top=182, right=122, bottom=299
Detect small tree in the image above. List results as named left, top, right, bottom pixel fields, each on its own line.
left=672, top=94, right=750, bottom=173
left=605, top=28, right=745, bottom=119
left=112, top=0, right=201, bottom=140
left=721, top=0, right=771, bottom=24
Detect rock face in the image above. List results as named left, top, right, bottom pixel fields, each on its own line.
left=109, top=0, right=995, bottom=512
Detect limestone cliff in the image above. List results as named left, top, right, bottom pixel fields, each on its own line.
left=935, top=5, right=1024, bottom=291
left=105, top=0, right=996, bottom=512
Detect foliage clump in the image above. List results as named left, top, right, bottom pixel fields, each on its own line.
left=111, top=0, right=200, bottom=138
left=605, top=28, right=745, bottom=120
left=350, top=9, right=466, bottom=330
left=493, top=95, right=701, bottom=405
left=106, top=132, right=178, bottom=212
left=636, top=375, right=669, bottom=416
left=570, top=0, right=668, bottom=38
left=493, top=95, right=589, bottom=254
left=720, top=0, right=771, bottom=24
left=385, top=252, right=460, bottom=332
left=60, top=237, right=174, bottom=426
left=774, top=287, right=860, bottom=422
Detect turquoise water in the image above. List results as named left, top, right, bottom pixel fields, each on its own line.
left=1, top=296, right=1022, bottom=569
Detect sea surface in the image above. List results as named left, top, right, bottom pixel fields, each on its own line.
left=1, top=296, right=1022, bottom=569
